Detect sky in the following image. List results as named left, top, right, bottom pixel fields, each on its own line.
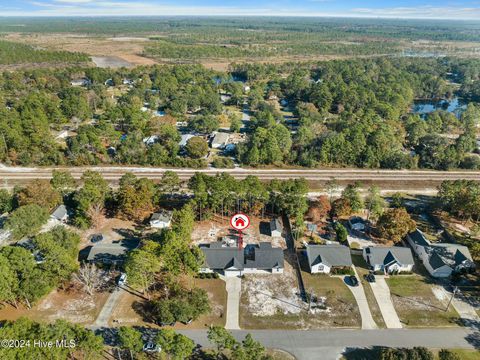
left=1, top=0, right=480, bottom=19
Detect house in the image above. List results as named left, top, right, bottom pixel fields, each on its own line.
left=305, top=245, right=352, bottom=274
left=210, top=132, right=230, bottom=149
left=51, top=205, right=68, bottom=222
left=407, top=229, right=475, bottom=278
left=270, top=218, right=283, bottom=237
left=199, top=242, right=284, bottom=276
left=149, top=211, right=173, bottom=229
left=143, top=135, right=159, bottom=146
left=86, top=241, right=138, bottom=265
left=363, top=246, right=414, bottom=274
left=178, top=134, right=195, bottom=147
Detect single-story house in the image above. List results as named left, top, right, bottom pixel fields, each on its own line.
left=348, top=216, right=366, bottom=232
left=178, top=134, right=195, bottom=147
left=86, top=241, right=138, bottom=265
left=143, top=135, right=159, bottom=146
left=210, top=132, right=230, bottom=149
left=51, top=205, right=68, bottom=222
left=199, top=242, right=284, bottom=276
left=407, top=229, right=476, bottom=278
left=270, top=218, right=283, bottom=237
left=363, top=246, right=414, bottom=274
left=305, top=245, right=352, bottom=274
left=150, top=211, right=173, bottom=229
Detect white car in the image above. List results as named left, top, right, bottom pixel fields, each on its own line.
left=117, top=273, right=127, bottom=286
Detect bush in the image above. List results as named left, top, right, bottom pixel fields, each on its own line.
left=334, top=222, right=348, bottom=243
left=212, top=157, right=235, bottom=169
left=350, top=241, right=360, bottom=249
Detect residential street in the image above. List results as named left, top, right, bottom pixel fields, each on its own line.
left=370, top=277, right=403, bottom=328
left=179, top=328, right=479, bottom=360
left=346, top=268, right=377, bottom=329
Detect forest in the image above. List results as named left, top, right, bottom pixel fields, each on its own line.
left=0, top=40, right=89, bottom=65
left=0, top=56, right=479, bottom=170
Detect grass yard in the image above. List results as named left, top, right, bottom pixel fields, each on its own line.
left=351, top=255, right=386, bottom=328
left=432, top=349, right=480, bottom=360
left=386, top=275, right=461, bottom=327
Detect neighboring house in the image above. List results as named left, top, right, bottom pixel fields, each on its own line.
left=86, top=241, right=138, bottom=265
left=51, top=205, right=68, bottom=222
left=407, top=229, right=476, bottom=278
left=270, top=218, right=283, bottom=237
left=199, top=242, right=284, bottom=276
left=305, top=245, right=352, bottom=274
left=178, top=134, right=195, bottom=147
left=363, top=246, right=414, bottom=274
left=150, top=211, right=173, bottom=229
left=143, top=135, right=159, bottom=146
left=210, top=132, right=230, bottom=149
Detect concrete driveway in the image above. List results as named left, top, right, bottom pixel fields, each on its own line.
left=369, top=277, right=402, bottom=328
left=224, top=276, right=241, bottom=329
left=94, top=286, right=125, bottom=327
left=346, top=268, right=377, bottom=329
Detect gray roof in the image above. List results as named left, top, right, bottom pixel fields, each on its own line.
left=200, top=242, right=284, bottom=270
left=407, top=229, right=429, bottom=247
left=51, top=205, right=68, bottom=220
left=427, top=243, right=474, bottom=270
left=245, top=242, right=284, bottom=270
left=211, top=132, right=229, bottom=146
left=87, top=241, right=139, bottom=264
left=364, top=246, right=414, bottom=266
left=179, top=134, right=195, bottom=147
left=270, top=218, right=282, bottom=232
left=306, top=245, right=352, bottom=267
left=150, top=211, right=173, bottom=223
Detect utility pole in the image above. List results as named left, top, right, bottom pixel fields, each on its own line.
left=446, top=286, right=458, bottom=312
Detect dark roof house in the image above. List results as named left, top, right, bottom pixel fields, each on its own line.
left=363, top=246, right=414, bottom=273
left=87, top=241, right=139, bottom=264
left=305, top=245, right=352, bottom=273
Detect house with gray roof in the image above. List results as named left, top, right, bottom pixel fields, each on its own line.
left=150, top=210, right=173, bottom=229
left=51, top=205, right=68, bottom=222
left=407, top=229, right=475, bottom=278
left=86, top=241, right=139, bottom=265
left=363, top=246, right=414, bottom=274
left=199, top=242, right=284, bottom=277
left=270, top=218, right=283, bottom=237
left=210, top=132, right=230, bottom=149
left=305, top=245, right=352, bottom=274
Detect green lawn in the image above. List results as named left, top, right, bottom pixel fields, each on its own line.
left=351, top=255, right=386, bottom=328
left=386, top=275, right=461, bottom=327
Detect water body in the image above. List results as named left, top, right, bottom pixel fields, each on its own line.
left=411, top=97, right=467, bottom=118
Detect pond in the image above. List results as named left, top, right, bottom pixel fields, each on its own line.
left=411, top=97, right=467, bottom=118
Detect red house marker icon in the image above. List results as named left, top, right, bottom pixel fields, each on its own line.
left=234, top=217, right=245, bottom=227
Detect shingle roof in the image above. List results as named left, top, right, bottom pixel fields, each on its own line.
left=211, top=132, right=229, bottom=146
left=245, top=242, right=284, bottom=269
left=407, top=229, right=429, bottom=247
left=87, top=241, right=139, bottom=263
left=51, top=205, right=67, bottom=220
left=428, top=243, right=474, bottom=269
left=200, top=244, right=245, bottom=270
left=306, top=245, right=352, bottom=267
left=150, top=211, right=172, bottom=223
left=365, top=247, right=414, bottom=266
left=270, top=218, right=282, bottom=232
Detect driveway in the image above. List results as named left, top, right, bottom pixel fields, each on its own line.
left=369, top=277, right=402, bottom=328
left=94, top=286, right=125, bottom=327
left=224, top=276, right=241, bottom=330
left=346, top=267, right=377, bottom=329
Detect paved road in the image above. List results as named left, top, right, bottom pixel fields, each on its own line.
left=224, top=276, right=241, bottom=330
left=94, top=287, right=124, bottom=327
left=0, top=166, right=479, bottom=186
left=370, top=277, right=403, bottom=329
left=179, top=328, right=478, bottom=360
left=347, top=268, right=378, bottom=330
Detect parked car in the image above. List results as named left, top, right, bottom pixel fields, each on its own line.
left=364, top=273, right=376, bottom=283
left=117, top=273, right=127, bottom=286
left=348, top=275, right=359, bottom=286
left=143, top=342, right=161, bottom=353
left=89, top=234, right=103, bottom=243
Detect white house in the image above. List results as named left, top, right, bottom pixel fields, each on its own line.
left=199, top=242, right=284, bottom=277
left=305, top=245, right=352, bottom=274
left=149, top=211, right=173, bottom=229
left=407, top=229, right=476, bottom=278
left=70, top=78, right=91, bottom=87
left=270, top=218, right=283, bottom=237
left=363, top=246, right=414, bottom=274
left=210, top=132, right=230, bottom=149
